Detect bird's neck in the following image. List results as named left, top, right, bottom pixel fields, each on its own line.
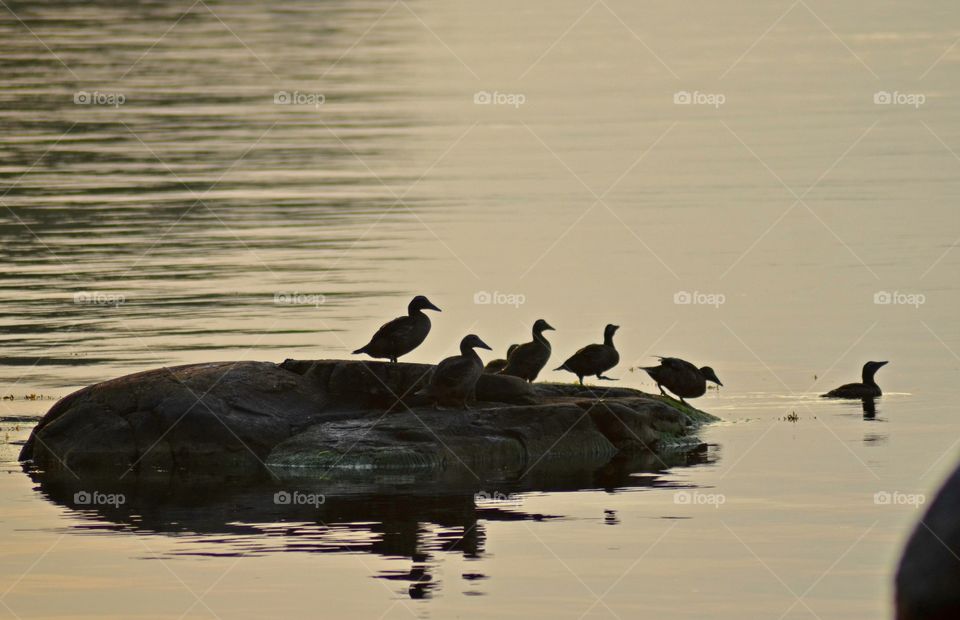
left=409, top=306, right=424, bottom=317
left=460, top=345, right=480, bottom=360
left=533, top=330, right=550, bottom=345
left=862, top=370, right=878, bottom=386
left=603, top=333, right=615, bottom=347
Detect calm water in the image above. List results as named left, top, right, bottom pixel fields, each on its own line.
left=2, top=1, right=959, bottom=617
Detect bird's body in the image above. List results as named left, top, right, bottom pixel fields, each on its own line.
left=641, top=357, right=722, bottom=404
left=822, top=361, right=888, bottom=399
left=483, top=344, right=519, bottom=374
left=352, top=295, right=441, bottom=362
left=500, top=319, right=555, bottom=382
left=420, top=334, right=492, bottom=409
left=555, top=324, right=620, bottom=385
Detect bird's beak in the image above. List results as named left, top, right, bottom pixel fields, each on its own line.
left=477, top=338, right=493, bottom=351
left=544, top=323, right=556, bottom=331
left=715, top=379, right=724, bottom=387
left=424, top=301, right=441, bottom=312
left=878, top=361, right=889, bottom=367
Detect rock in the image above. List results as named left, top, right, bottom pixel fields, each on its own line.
left=20, top=359, right=718, bottom=478
left=896, top=460, right=960, bottom=619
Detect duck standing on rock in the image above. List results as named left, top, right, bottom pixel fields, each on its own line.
left=639, top=357, right=722, bottom=405
left=500, top=319, right=555, bottom=382
left=822, top=361, right=888, bottom=399
left=555, top=324, right=620, bottom=385
left=419, top=334, right=492, bottom=409
left=352, top=295, right=441, bottom=363
left=483, top=344, right=518, bottom=374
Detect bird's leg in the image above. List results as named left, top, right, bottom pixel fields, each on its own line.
left=657, top=384, right=667, bottom=397
left=680, top=397, right=688, bottom=406
left=390, top=357, right=397, bottom=363
left=462, top=398, right=471, bottom=410
left=578, top=376, right=584, bottom=386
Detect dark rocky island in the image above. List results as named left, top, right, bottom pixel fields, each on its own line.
left=19, top=359, right=718, bottom=479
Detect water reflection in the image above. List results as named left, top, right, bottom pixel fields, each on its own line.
left=27, top=447, right=711, bottom=598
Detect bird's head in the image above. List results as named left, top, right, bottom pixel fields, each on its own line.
left=862, top=360, right=888, bottom=381
left=462, top=334, right=492, bottom=352
left=603, top=324, right=620, bottom=341
left=700, top=366, right=723, bottom=387
left=533, top=319, right=555, bottom=334
left=409, top=295, right=441, bottom=313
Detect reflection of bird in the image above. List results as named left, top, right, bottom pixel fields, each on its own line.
left=352, top=295, right=441, bottom=362
left=640, top=357, right=722, bottom=405
left=555, top=324, right=620, bottom=385
left=419, top=334, right=492, bottom=409
left=483, top=344, right=519, bottom=374
left=500, top=319, right=554, bottom=382
left=822, top=361, right=888, bottom=399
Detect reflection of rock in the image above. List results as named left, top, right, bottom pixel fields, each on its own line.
left=26, top=445, right=711, bottom=600
left=20, top=359, right=717, bottom=477
left=26, top=447, right=708, bottom=553
left=897, top=461, right=960, bottom=619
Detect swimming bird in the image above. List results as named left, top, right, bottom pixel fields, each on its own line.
left=352, top=295, right=441, bottom=362
left=419, top=334, right=492, bottom=409
left=821, top=361, right=888, bottom=399
left=555, top=324, right=620, bottom=385
left=500, top=319, right=555, bottom=382
left=640, top=357, right=722, bottom=405
left=483, top=344, right=518, bottom=374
